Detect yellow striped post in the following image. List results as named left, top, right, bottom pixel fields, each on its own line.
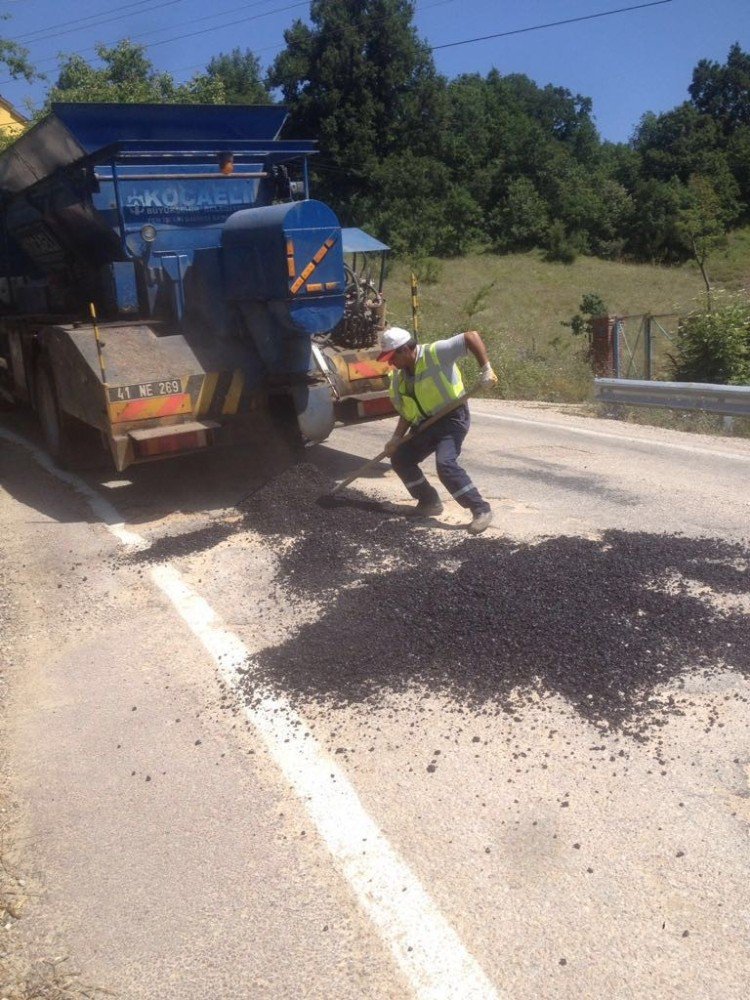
left=89, top=302, right=108, bottom=386
left=410, top=271, right=420, bottom=340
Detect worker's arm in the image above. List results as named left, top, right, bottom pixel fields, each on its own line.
left=384, top=415, right=411, bottom=456
left=463, top=330, right=498, bottom=386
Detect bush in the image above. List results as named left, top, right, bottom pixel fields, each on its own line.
left=562, top=292, right=608, bottom=337
left=543, top=220, right=577, bottom=264
left=410, top=257, right=444, bottom=285
left=671, top=296, right=750, bottom=384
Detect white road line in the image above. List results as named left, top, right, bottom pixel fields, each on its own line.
left=471, top=409, right=750, bottom=462
left=1, top=426, right=500, bottom=1000
left=152, top=564, right=500, bottom=1000
left=0, top=427, right=146, bottom=547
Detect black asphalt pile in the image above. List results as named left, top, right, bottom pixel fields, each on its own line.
left=241, top=516, right=750, bottom=738
left=237, top=463, right=453, bottom=591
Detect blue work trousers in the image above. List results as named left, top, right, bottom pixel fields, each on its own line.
left=391, top=404, right=490, bottom=513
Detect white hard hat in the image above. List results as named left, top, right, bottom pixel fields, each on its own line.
left=377, top=326, right=413, bottom=362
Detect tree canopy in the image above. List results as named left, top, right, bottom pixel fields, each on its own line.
left=23, top=14, right=750, bottom=264
left=45, top=39, right=225, bottom=108
left=205, top=49, right=271, bottom=105
left=267, top=0, right=445, bottom=211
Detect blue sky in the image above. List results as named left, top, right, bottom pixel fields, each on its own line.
left=1, top=0, right=749, bottom=142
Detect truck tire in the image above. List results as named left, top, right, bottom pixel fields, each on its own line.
left=35, top=358, right=76, bottom=468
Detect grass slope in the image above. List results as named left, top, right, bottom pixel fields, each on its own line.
left=383, top=251, right=715, bottom=401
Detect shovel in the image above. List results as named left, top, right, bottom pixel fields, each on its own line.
left=321, top=383, right=479, bottom=500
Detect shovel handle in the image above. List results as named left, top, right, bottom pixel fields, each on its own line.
left=328, top=448, right=390, bottom=495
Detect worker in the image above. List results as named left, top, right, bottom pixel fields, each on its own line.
left=378, top=326, right=498, bottom=534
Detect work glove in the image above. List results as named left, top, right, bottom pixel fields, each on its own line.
left=383, top=435, right=402, bottom=457
left=480, top=362, right=498, bottom=388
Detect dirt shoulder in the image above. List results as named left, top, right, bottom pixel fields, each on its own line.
left=0, top=477, right=109, bottom=999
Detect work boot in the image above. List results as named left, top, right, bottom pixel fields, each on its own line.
left=467, top=509, right=492, bottom=534
left=410, top=498, right=444, bottom=518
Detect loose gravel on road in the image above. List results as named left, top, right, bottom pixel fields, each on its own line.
left=232, top=465, right=750, bottom=741
left=121, top=460, right=750, bottom=742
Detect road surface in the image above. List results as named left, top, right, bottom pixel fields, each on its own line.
left=1, top=401, right=749, bottom=999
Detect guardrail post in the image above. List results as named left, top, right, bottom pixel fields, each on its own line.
left=644, top=315, right=653, bottom=381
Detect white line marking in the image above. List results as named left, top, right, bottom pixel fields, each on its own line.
left=471, top=409, right=750, bottom=462
left=152, top=564, right=500, bottom=1000
left=1, top=426, right=500, bottom=1000
left=0, top=427, right=146, bottom=547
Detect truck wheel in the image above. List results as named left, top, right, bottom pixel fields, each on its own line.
left=35, top=359, right=74, bottom=468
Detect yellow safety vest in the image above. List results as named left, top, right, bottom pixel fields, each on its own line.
left=389, top=343, right=464, bottom=426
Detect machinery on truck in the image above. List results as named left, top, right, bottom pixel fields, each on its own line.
left=0, top=103, right=393, bottom=470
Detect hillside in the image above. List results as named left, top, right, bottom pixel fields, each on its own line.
left=382, top=241, right=749, bottom=402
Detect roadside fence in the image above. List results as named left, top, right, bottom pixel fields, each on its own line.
left=591, top=313, right=679, bottom=380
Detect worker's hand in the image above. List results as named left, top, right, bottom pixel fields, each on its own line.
left=383, top=435, right=402, bottom=457
left=480, top=362, right=498, bottom=388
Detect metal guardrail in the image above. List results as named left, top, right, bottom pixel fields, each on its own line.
left=594, top=378, right=750, bottom=417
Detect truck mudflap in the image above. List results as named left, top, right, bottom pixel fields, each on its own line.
left=109, top=415, right=223, bottom=470
left=127, top=420, right=221, bottom=459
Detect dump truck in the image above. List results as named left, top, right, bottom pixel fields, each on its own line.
left=0, top=103, right=393, bottom=470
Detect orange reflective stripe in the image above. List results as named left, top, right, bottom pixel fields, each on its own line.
left=109, top=393, right=192, bottom=423
left=347, top=360, right=391, bottom=380
left=286, top=239, right=296, bottom=278
left=313, top=237, right=334, bottom=264
left=290, top=234, right=337, bottom=295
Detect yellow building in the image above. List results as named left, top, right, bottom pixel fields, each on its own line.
left=0, top=96, right=28, bottom=139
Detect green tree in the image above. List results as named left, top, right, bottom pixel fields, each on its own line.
left=562, top=292, right=609, bottom=337
left=676, top=175, right=727, bottom=307
left=488, top=176, right=549, bottom=252
left=46, top=39, right=224, bottom=108
left=267, top=0, right=446, bottom=211
left=672, top=296, right=750, bottom=384
left=0, top=16, right=36, bottom=149
left=689, top=43, right=750, bottom=134
left=205, top=49, right=271, bottom=104
left=362, top=152, right=473, bottom=256
left=0, top=11, right=35, bottom=83
left=544, top=220, right=577, bottom=264
left=498, top=73, right=599, bottom=163
left=626, top=177, right=689, bottom=261
left=726, top=124, right=750, bottom=215
left=633, top=104, right=738, bottom=208
left=442, top=70, right=616, bottom=258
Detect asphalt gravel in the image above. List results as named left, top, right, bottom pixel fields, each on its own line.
left=236, top=465, right=750, bottom=740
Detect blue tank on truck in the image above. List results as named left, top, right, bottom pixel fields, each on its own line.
left=0, top=103, right=392, bottom=470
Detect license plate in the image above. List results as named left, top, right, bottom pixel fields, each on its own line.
left=108, top=378, right=183, bottom=403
